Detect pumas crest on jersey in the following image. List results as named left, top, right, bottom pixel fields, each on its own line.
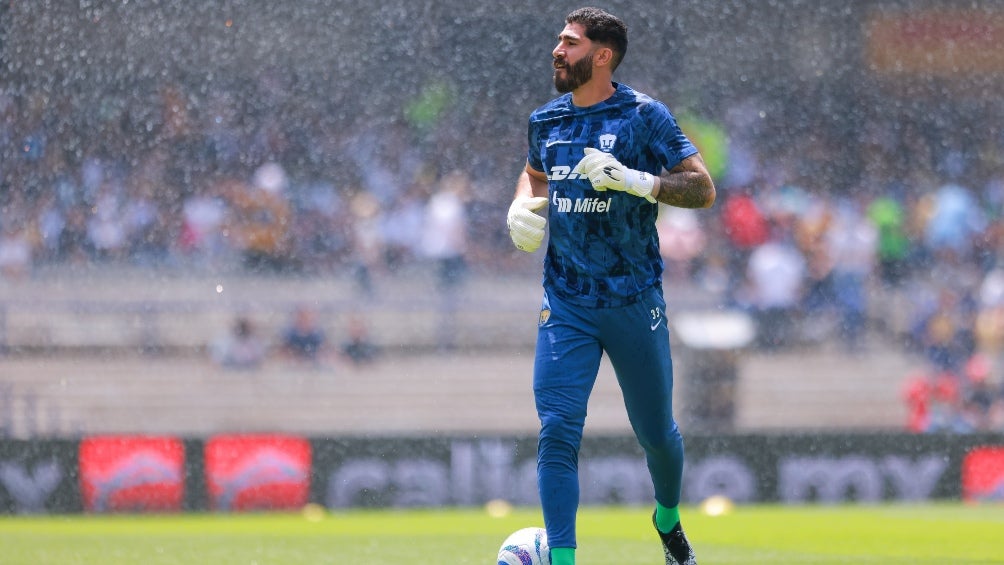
left=538, top=309, right=551, bottom=326
left=598, top=133, right=617, bottom=152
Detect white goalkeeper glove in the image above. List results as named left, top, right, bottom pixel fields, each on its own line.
left=507, top=195, right=549, bottom=252
left=574, top=147, right=657, bottom=203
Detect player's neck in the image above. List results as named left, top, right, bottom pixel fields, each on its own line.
left=571, top=80, right=616, bottom=108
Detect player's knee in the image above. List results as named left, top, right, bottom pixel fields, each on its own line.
left=635, top=421, right=683, bottom=454
left=538, top=414, right=584, bottom=456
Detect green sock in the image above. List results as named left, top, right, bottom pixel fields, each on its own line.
left=550, top=547, right=575, bottom=565
left=655, top=502, right=681, bottom=534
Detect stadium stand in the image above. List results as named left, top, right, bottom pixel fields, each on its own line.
left=0, top=268, right=919, bottom=438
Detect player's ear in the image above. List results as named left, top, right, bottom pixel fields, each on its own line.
left=594, top=47, right=614, bottom=68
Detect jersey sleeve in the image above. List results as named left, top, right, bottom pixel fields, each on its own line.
left=526, top=116, right=545, bottom=173
left=642, top=101, right=699, bottom=171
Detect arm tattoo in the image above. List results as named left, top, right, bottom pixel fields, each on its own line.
left=655, top=159, right=716, bottom=209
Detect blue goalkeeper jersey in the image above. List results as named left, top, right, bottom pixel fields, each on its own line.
left=526, top=82, right=698, bottom=308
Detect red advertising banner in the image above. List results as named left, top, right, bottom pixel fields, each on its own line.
left=962, top=446, right=1004, bottom=502
left=204, top=434, right=311, bottom=511
left=867, top=11, right=1004, bottom=75
left=78, top=436, right=185, bottom=513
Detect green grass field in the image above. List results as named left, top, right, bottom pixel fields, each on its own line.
left=1, top=503, right=1002, bottom=564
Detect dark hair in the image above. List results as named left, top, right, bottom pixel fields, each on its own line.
left=565, top=7, right=628, bottom=70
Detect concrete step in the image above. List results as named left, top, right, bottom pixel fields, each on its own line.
left=1, top=342, right=921, bottom=438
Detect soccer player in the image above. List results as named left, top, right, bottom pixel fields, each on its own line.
left=506, top=7, right=716, bottom=565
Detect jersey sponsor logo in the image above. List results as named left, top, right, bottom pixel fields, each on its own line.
left=551, top=191, right=611, bottom=214
left=545, top=139, right=572, bottom=148
left=546, top=165, right=586, bottom=181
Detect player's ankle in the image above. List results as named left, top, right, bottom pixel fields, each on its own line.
left=655, top=502, right=681, bottom=534
left=551, top=547, right=575, bottom=565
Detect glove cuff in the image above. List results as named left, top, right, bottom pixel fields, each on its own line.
left=627, top=170, right=655, bottom=198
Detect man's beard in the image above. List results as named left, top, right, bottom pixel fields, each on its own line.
left=553, top=52, right=594, bottom=93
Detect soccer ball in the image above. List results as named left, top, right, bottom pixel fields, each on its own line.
left=497, top=526, right=550, bottom=565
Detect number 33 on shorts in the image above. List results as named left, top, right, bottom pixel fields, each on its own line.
left=649, top=306, right=664, bottom=331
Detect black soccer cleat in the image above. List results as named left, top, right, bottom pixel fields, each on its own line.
left=653, top=512, right=697, bottom=565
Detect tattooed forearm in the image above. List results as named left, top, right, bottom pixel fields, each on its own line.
left=654, top=155, right=716, bottom=208
left=655, top=171, right=715, bottom=208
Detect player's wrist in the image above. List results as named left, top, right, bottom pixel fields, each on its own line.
left=627, top=169, right=656, bottom=201
left=648, top=176, right=660, bottom=200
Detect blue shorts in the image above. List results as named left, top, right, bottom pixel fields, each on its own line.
left=534, top=286, right=684, bottom=549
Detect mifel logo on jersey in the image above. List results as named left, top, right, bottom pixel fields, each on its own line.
left=551, top=190, right=612, bottom=214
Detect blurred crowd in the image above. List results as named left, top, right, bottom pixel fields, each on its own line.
left=0, top=86, right=478, bottom=286
left=3, top=71, right=1004, bottom=433
left=653, top=102, right=1004, bottom=433
left=661, top=177, right=1004, bottom=434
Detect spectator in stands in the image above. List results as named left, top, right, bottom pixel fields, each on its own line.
left=86, top=181, right=128, bottom=261
left=420, top=169, right=470, bottom=289
left=225, top=162, right=293, bottom=272
left=657, top=207, right=706, bottom=282
left=58, top=204, right=92, bottom=265
left=382, top=179, right=428, bottom=271
left=290, top=181, right=352, bottom=273
left=340, top=313, right=381, bottom=367
left=867, top=193, right=912, bottom=287
left=975, top=272, right=1004, bottom=430
left=420, top=170, right=471, bottom=351
left=0, top=220, right=32, bottom=280
left=915, top=288, right=976, bottom=375
left=793, top=193, right=835, bottom=339
left=923, top=182, right=986, bottom=257
left=31, top=191, right=65, bottom=264
left=210, top=316, right=267, bottom=371
left=901, top=370, right=931, bottom=433
left=741, top=219, right=806, bottom=350
left=278, top=305, right=329, bottom=366
left=960, top=354, right=1002, bottom=432
left=121, top=183, right=163, bottom=263
left=901, top=368, right=966, bottom=433
left=719, top=183, right=769, bottom=299
left=179, top=177, right=228, bottom=264
left=347, top=191, right=385, bottom=296
left=826, top=197, right=878, bottom=351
